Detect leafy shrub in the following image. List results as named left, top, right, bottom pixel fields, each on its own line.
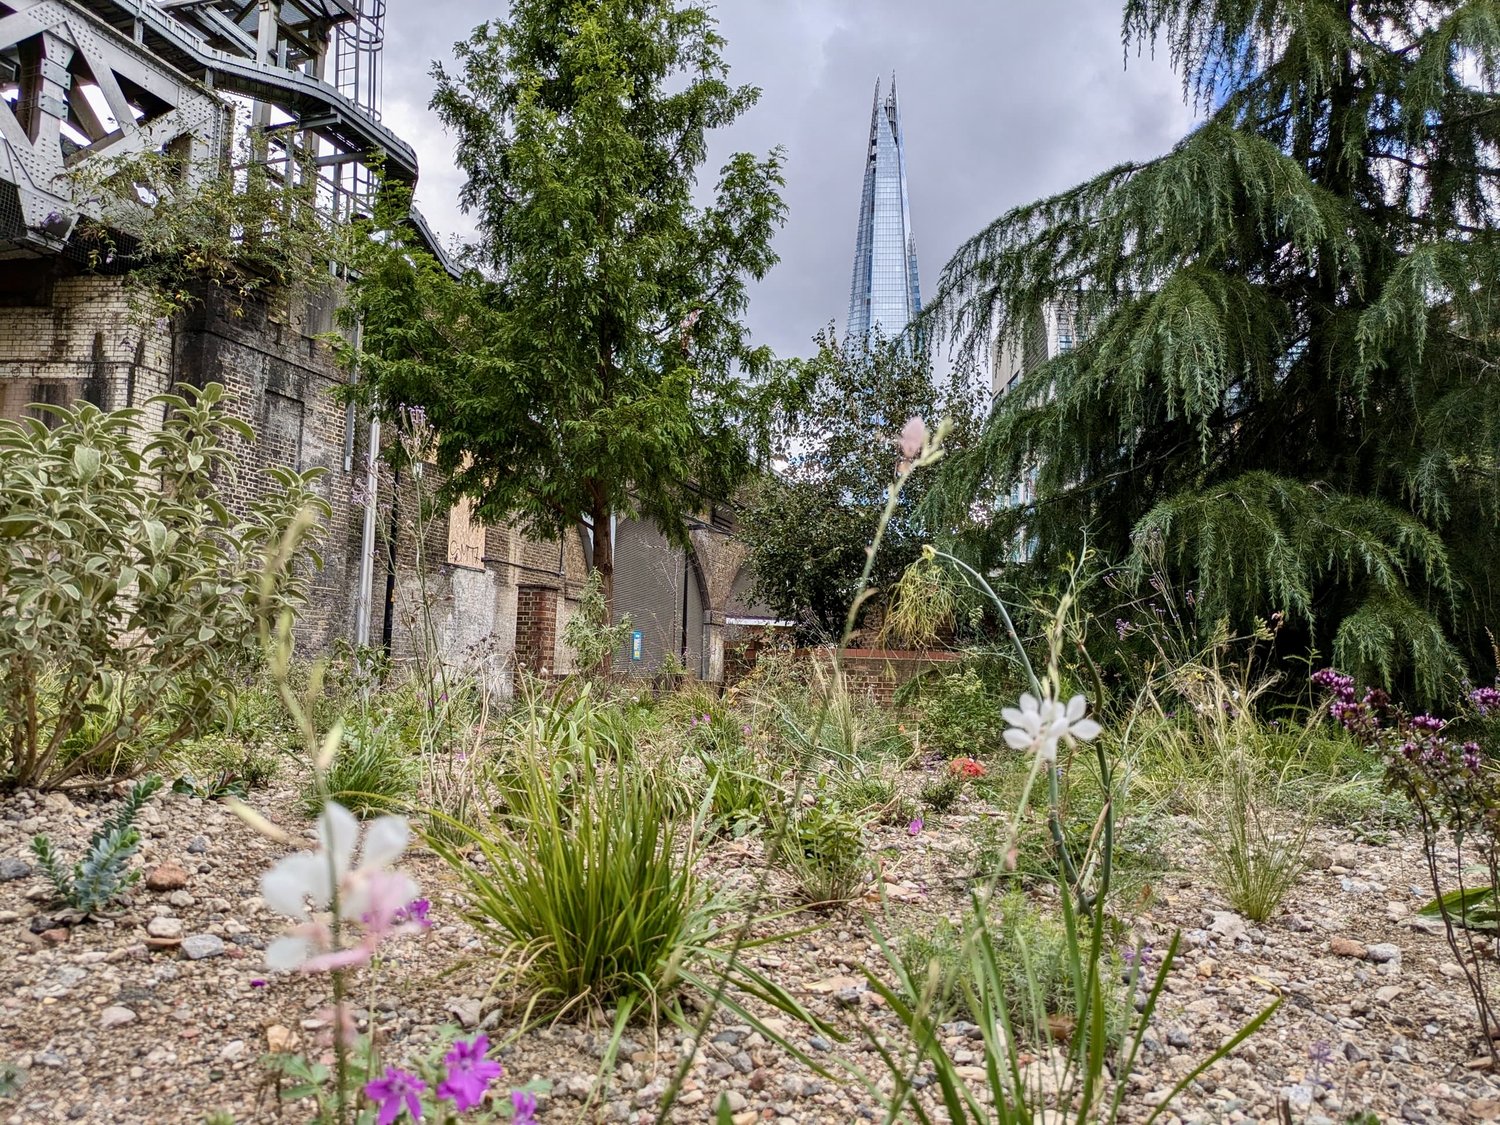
left=31, top=777, right=163, bottom=913
left=563, top=569, right=633, bottom=675
left=772, top=799, right=869, bottom=905
left=0, top=385, right=325, bottom=789
left=301, top=720, right=419, bottom=819
left=908, top=666, right=1004, bottom=758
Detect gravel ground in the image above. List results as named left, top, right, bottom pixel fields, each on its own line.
left=3, top=780, right=1500, bottom=1124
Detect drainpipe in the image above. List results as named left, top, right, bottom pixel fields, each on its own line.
left=353, top=413, right=380, bottom=646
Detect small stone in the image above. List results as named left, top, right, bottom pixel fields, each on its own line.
left=1167, top=1027, right=1192, bottom=1048
left=187, top=836, right=209, bottom=855
left=147, top=917, right=184, bottom=940
left=721, top=1091, right=748, bottom=1113
left=168, top=891, right=194, bottom=908
left=219, top=1040, right=247, bottom=1061
left=266, top=1025, right=298, bottom=1053
left=1208, top=911, right=1248, bottom=944
left=41, top=927, right=69, bottom=945
left=1376, top=985, right=1403, bottom=1003
left=448, top=999, right=481, bottom=1028
left=1330, top=937, right=1369, bottom=959
left=181, top=933, right=225, bottom=960
left=100, top=1006, right=136, bottom=1029
left=0, top=857, right=32, bottom=881
left=1197, top=958, right=1216, bottom=978
left=145, top=864, right=189, bottom=892
left=808, top=1035, right=832, bottom=1052
left=1366, top=942, right=1401, bottom=964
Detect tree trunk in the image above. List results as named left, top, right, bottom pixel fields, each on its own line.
left=589, top=497, right=614, bottom=674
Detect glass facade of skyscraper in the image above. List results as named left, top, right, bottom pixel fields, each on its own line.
left=847, top=77, right=921, bottom=341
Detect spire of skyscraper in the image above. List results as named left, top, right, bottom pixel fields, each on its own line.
left=846, top=75, right=922, bottom=342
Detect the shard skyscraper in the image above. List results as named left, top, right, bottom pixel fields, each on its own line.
left=846, top=76, right=922, bottom=342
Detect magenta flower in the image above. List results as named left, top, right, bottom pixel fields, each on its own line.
left=436, top=1034, right=503, bottom=1112
left=511, top=1090, right=538, bottom=1124
left=364, top=1066, right=426, bottom=1125
left=908, top=818, right=924, bottom=836
left=396, top=898, right=432, bottom=928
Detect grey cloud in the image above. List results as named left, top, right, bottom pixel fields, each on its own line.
left=380, top=1, right=1196, bottom=360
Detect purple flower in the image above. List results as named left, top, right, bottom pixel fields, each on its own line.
left=365, top=1066, right=426, bottom=1125
left=741, top=723, right=751, bottom=736
left=908, top=818, right=923, bottom=836
left=511, top=1090, right=538, bottom=1124
left=436, top=1034, right=503, bottom=1112
left=1470, top=686, right=1500, bottom=715
left=250, top=978, right=267, bottom=989
left=1464, top=742, right=1484, bottom=774
left=393, top=898, right=432, bottom=928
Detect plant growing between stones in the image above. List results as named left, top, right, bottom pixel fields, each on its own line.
left=1314, top=668, right=1500, bottom=1063
left=30, top=776, right=163, bottom=914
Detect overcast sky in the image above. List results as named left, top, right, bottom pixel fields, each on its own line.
left=378, top=1, right=1198, bottom=362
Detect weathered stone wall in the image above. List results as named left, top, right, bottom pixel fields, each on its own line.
left=0, top=266, right=764, bottom=688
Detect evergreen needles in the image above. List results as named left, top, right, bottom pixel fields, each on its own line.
left=925, top=0, right=1500, bottom=702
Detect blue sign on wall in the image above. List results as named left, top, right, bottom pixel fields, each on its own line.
left=630, top=630, right=643, bottom=661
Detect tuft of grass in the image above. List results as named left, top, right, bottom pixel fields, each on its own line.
left=301, top=721, right=418, bottom=819
left=429, top=686, right=829, bottom=1062
left=771, top=799, right=869, bottom=906
left=1202, top=754, right=1312, bottom=923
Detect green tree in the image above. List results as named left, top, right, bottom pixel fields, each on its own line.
left=739, top=330, right=975, bottom=640
left=927, top=0, right=1500, bottom=701
left=345, top=0, right=786, bottom=636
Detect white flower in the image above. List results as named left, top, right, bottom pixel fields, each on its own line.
left=1002, top=692, right=1102, bottom=763
left=261, top=802, right=419, bottom=972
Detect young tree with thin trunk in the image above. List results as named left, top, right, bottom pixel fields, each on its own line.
left=345, top=0, right=785, bottom=653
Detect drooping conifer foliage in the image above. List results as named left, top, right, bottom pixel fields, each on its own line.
left=926, top=0, right=1500, bottom=701
left=345, top=1, right=785, bottom=621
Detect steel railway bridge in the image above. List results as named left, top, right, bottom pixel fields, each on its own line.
left=0, top=0, right=441, bottom=263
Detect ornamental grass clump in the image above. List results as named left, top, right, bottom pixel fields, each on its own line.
left=429, top=683, right=825, bottom=1066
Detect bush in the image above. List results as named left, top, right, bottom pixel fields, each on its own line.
left=772, top=798, right=869, bottom=906
left=0, top=385, right=325, bottom=789
left=302, top=719, right=419, bottom=819
left=908, top=666, right=1005, bottom=758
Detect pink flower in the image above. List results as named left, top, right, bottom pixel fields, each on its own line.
left=908, top=818, right=924, bottom=836
left=899, top=417, right=928, bottom=459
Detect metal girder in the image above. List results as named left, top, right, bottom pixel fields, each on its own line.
left=0, top=0, right=421, bottom=259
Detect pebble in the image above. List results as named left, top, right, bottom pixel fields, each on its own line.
left=0, top=857, right=32, bottom=881
left=146, top=917, right=183, bottom=940
left=99, top=1006, right=136, bottom=1029
left=144, top=864, right=189, bottom=892
left=1367, top=942, right=1401, bottom=964
left=1331, top=937, right=1368, bottom=958
left=186, top=836, right=209, bottom=855
left=181, top=933, right=225, bottom=960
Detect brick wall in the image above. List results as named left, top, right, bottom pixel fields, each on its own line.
left=0, top=263, right=761, bottom=689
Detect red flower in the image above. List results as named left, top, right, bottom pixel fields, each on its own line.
left=948, top=757, right=986, bottom=779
